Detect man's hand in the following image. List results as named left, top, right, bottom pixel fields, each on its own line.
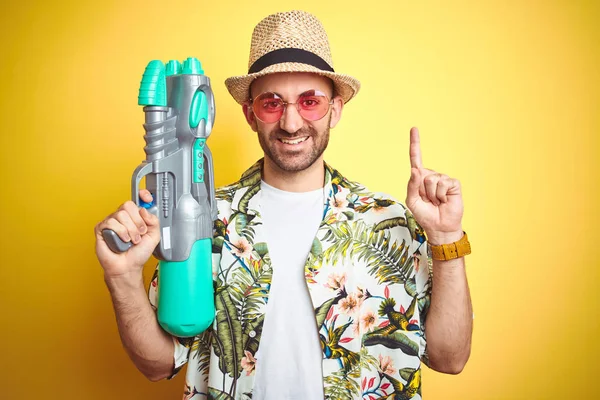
left=405, top=127, right=464, bottom=245
left=94, top=189, right=160, bottom=279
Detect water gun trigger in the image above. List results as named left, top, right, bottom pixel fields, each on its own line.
left=139, top=194, right=154, bottom=209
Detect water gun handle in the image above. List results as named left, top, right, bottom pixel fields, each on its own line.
left=101, top=230, right=132, bottom=253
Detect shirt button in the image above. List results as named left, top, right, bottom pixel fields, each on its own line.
left=249, top=330, right=256, bottom=338
left=262, top=265, right=270, bottom=272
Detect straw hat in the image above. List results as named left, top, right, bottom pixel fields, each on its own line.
left=224, top=10, right=361, bottom=104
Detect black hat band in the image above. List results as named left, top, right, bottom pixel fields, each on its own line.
left=248, top=48, right=335, bottom=74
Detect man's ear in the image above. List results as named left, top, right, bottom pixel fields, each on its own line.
left=329, top=95, right=344, bottom=129
left=242, top=102, right=258, bottom=132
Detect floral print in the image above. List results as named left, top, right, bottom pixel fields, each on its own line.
left=230, top=237, right=252, bottom=259
left=325, top=271, right=347, bottom=290
left=378, top=355, right=397, bottom=376
left=240, top=351, right=256, bottom=376
left=339, top=292, right=361, bottom=315
left=148, top=159, right=432, bottom=400
left=359, top=309, right=378, bottom=333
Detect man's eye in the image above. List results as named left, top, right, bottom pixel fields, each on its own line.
left=301, top=97, right=321, bottom=107
left=263, top=101, right=282, bottom=109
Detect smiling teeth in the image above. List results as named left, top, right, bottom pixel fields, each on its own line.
left=280, top=137, right=308, bottom=145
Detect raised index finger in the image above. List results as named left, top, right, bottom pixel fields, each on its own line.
left=409, top=126, right=423, bottom=169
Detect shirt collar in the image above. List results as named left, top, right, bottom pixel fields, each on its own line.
left=231, top=158, right=339, bottom=217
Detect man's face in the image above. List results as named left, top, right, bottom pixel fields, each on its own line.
left=243, top=72, right=343, bottom=173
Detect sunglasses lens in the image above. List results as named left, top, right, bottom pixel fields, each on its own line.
left=297, top=93, right=330, bottom=121
left=253, top=92, right=284, bottom=123
left=252, top=90, right=331, bottom=123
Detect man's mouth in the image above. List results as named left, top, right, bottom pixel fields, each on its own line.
left=278, top=136, right=309, bottom=145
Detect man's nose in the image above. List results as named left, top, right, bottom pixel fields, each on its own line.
left=280, top=103, right=304, bottom=133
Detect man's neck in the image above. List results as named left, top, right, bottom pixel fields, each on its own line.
left=262, top=157, right=325, bottom=192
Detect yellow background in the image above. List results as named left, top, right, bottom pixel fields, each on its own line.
left=1, top=0, right=598, bottom=398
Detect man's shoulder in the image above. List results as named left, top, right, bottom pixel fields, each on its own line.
left=330, top=167, right=426, bottom=244
left=214, top=182, right=239, bottom=205
left=348, top=187, right=410, bottom=222
left=213, top=168, right=262, bottom=218
left=214, top=181, right=244, bottom=215
left=214, top=160, right=262, bottom=203
left=330, top=166, right=409, bottom=217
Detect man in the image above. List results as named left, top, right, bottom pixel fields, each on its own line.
left=94, top=10, right=472, bottom=400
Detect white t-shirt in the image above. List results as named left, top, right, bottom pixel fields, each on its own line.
left=252, top=180, right=325, bottom=400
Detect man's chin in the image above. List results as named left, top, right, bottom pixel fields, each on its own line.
left=270, top=154, right=319, bottom=173
left=274, top=160, right=313, bottom=172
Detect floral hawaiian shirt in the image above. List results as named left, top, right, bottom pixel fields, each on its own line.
left=148, top=159, right=433, bottom=400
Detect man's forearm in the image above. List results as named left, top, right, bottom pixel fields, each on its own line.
left=424, top=245, right=473, bottom=374
left=105, top=273, right=175, bottom=381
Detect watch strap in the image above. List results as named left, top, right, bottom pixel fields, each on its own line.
left=429, top=231, right=471, bottom=261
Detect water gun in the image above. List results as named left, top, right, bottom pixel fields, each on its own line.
left=102, top=57, right=217, bottom=337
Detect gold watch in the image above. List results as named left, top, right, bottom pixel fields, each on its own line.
left=428, top=231, right=471, bottom=261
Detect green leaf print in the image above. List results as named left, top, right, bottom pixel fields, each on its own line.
left=314, top=290, right=347, bottom=329
left=321, top=222, right=353, bottom=264
left=191, top=329, right=212, bottom=380
left=208, top=387, right=234, bottom=400
left=362, top=331, right=419, bottom=356
left=235, top=214, right=248, bottom=234
left=404, top=276, right=417, bottom=297
left=243, top=314, right=264, bottom=356
left=323, top=346, right=379, bottom=400
left=399, top=367, right=418, bottom=382
left=417, top=295, right=430, bottom=317
left=229, top=267, right=268, bottom=332
left=237, top=165, right=262, bottom=188
left=213, top=236, right=224, bottom=254
left=324, top=373, right=355, bottom=400
left=238, top=183, right=260, bottom=214
left=342, top=211, right=354, bottom=221
left=253, top=242, right=268, bottom=258
left=321, top=221, right=415, bottom=286
left=212, top=287, right=243, bottom=379
left=345, top=347, right=378, bottom=380
left=225, top=244, right=271, bottom=352
left=310, top=237, right=323, bottom=257
left=215, top=186, right=235, bottom=202
left=358, top=346, right=379, bottom=370
left=373, top=216, right=408, bottom=232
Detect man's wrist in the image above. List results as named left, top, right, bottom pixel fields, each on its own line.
left=426, top=229, right=464, bottom=246
left=104, top=270, right=146, bottom=293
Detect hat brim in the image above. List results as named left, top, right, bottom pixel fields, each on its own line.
left=224, top=62, right=361, bottom=105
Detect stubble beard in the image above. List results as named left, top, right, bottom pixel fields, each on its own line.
left=257, top=115, right=331, bottom=172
